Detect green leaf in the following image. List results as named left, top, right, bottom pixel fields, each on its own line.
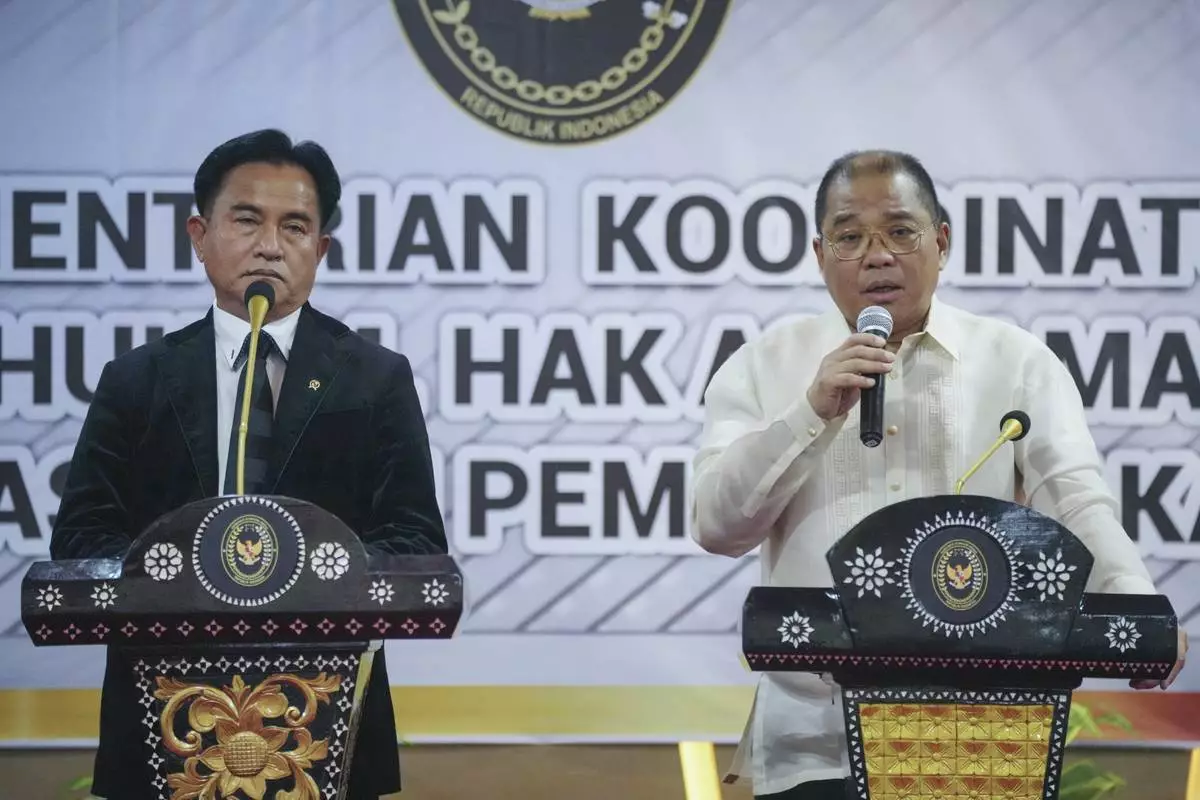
left=1071, top=703, right=1101, bottom=734
left=1062, top=760, right=1105, bottom=782
left=1095, top=712, right=1135, bottom=733
left=1058, top=774, right=1124, bottom=799
left=1059, top=759, right=1125, bottom=800
left=1060, top=701, right=1132, bottom=797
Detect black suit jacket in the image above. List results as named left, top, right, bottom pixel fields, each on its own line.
left=50, top=303, right=447, bottom=800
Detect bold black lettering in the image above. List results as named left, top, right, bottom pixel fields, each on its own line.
left=455, top=327, right=520, bottom=404
left=541, top=461, right=590, bottom=538
left=1073, top=198, right=1139, bottom=276
left=465, top=194, right=527, bottom=272
left=326, top=196, right=363, bottom=272
left=79, top=191, right=146, bottom=270
left=666, top=196, right=729, bottom=273
left=597, top=195, right=656, bottom=273
left=65, top=327, right=91, bottom=404
left=388, top=195, right=453, bottom=272
left=998, top=197, right=1062, bottom=275
left=1044, top=330, right=1130, bottom=409
left=743, top=196, right=804, bottom=274
left=151, top=192, right=196, bottom=272
left=1121, top=465, right=1181, bottom=542
left=13, top=191, right=66, bottom=269
left=469, top=460, right=527, bottom=538
left=1141, top=198, right=1200, bottom=277
left=0, top=327, right=53, bottom=404
left=605, top=328, right=663, bottom=405
left=964, top=197, right=983, bottom=275
left=698, top=329, right=747, bottom=404
left=1141, top=332, right=1200, bottom=410
left=531, top=330, right=596, bottom=406
left=602, top=461, right=685, bottom=538
left=0, top=460, right=40, bottom=542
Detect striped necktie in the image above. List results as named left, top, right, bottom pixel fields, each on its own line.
left=224, top=331, right=278, bottom=495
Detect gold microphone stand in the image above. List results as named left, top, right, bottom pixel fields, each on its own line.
left=234, top=289, right=272, bottom=496
left=954, top=414, right=1029, bottom=494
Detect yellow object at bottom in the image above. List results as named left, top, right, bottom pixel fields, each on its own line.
left=859, top=702, right=1054, bottom=799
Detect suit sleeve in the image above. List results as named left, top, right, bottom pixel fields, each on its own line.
left=690, top=340, right=845, bottom=558
left=1015, top=348, right=1156, bottom=595
left=360, top=354, right=449, bottom=556
left=50, top=360, right=137, bottom=560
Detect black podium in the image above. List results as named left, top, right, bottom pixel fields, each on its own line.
left=741, top=495, right=1178, bottom=800
left=21, top=494, right=463, bottom=800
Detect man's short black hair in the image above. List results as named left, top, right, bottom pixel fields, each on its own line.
left=813, top=149, right=940, bottom=234
left=193, top=129, right=341, bottom=232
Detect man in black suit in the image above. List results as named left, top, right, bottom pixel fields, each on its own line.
left=50, top=129, right=445, bottom=800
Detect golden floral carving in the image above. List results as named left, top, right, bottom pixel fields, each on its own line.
left=154, top=673, right=341, bottom=800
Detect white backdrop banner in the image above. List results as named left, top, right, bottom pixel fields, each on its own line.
left=0, top=0, right=1198, bottom=744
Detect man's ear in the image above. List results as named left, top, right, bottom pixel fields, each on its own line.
left=186, top=215, right=208, bottom=262
left=936, top=221, right=950, bottom=269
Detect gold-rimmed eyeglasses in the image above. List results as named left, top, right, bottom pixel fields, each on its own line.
left=822, top=221, right=936, bottom=261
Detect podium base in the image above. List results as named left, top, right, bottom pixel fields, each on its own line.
left=130, top=642, right=377, bottom=800
left=842, top=686, right=1071, bottom=800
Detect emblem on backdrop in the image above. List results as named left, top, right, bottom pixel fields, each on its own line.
left=393, top=0, right=731, bottom=145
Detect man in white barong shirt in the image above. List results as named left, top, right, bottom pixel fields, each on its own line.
left=690, top=150, right=1187, bottom=800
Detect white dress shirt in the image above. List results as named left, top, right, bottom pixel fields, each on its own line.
left=690, top=297, right=1157, bottom=795
left=213, top=301, right=301, bottom=493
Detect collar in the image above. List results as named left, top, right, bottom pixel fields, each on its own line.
left=918, top=296, right=960, bottom=360
left=831, top=295, right=960, bottom=360
left=213, top=300, right=302, bottom=370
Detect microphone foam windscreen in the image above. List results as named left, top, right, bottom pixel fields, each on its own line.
left=1001, top=410, right=1032, bottom=440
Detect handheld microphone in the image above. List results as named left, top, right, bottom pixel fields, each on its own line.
left=234, top=281, right=275, bottom=495
left=954, top=410, right=1031, bottom=495
left=856, top=306, right=893, bottom=448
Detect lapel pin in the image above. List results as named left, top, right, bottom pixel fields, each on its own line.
left=308, top=379, right=321, bottom=391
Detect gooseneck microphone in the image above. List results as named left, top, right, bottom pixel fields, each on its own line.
left=954, top=410, right=1032, bottom=494
left=856, top=305, right=893, bottom=448
left=234, top=281, right=276, bottom=495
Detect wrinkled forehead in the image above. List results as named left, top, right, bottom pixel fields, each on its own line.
left=824, top=171, right=932, bottom=230
left=212, top=162, right=321, bottom=218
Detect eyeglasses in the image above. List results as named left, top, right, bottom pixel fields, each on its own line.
left=822, top=221, right=936, bottom=261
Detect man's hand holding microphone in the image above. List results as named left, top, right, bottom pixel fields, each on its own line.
left=806, top=307, right=896, bottom=444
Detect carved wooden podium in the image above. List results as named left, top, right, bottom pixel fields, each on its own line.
left=20, top=494, right=463, bottom=800
left=741, top=495, right=1178, bottom=800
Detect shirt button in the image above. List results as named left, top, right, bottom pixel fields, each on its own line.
left=886, top=425, right=899, bottom=436
left=889, top=482, right=901, bottom=492
left=807, top=427, right=817, bottom=437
